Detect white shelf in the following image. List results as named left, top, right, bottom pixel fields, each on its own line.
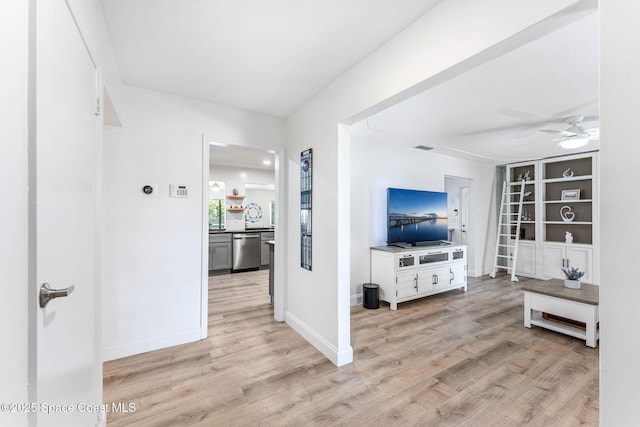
left=544, top=199, right=592, bottom=204
left=530, top=311, right=599, bottom=341
left=543, top=221, right=592, bottom=225
left=543, top=175, right=593, bottom=183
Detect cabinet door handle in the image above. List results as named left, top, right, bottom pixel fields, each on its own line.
left=567, top=259, right=570, bottom=268
left=450, top=269, right=454, bottom=284
left=562, top=258, right=565, bottom=268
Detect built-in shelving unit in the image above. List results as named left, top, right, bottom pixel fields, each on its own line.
left=506, top=152, right=599, bottom=284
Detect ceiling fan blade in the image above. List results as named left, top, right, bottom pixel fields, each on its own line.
left=539, top=129, right=563, bottom=134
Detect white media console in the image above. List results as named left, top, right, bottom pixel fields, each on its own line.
left=371, top=243, right=467, bottom=310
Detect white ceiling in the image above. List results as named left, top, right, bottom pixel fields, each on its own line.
left=209, top=143, right=275, bottom=171
left=100, top=0, right=442, bottom=118
left=101, top=2, right=598, bottom=165
left=350, top=13, right=599, bottom=164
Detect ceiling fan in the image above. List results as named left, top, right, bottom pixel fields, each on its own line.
left=540, top=115, right=599, bottom=148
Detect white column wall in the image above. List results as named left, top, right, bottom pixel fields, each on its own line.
left=0, top=2, right=29, bottom=426
left=284, top=0, right=590, bottom=366
left=600, top=1, right=640, bottom=424
left=103, top=85, right=284, bottom=360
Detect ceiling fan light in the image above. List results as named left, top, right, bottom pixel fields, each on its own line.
left=559, top=138, right=589, bottom=149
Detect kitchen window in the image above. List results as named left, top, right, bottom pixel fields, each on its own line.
left=209, top=181, right=226, bottom=229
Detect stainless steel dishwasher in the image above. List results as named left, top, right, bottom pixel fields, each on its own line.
left=232, top=233, right=261, bottom=271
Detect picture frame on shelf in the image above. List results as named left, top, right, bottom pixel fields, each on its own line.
left=561, top=189, right=580, bottom=200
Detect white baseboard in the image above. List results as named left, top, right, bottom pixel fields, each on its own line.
left=285, top=312, right=353, bottom=367
left=102, top=327, right=203, bottom=362
left=351, top=292, right=362, bottom=307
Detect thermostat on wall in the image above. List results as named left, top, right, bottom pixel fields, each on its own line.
left=170, top=185, right=188, bottom=198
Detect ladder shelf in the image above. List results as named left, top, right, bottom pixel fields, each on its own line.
left=490, top=180, right=525, bottom=282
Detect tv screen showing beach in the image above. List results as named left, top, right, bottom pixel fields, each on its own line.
left=387, top=188, right=448, bottom=244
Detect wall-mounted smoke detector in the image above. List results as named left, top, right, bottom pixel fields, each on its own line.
left=414, top=145, right=434, bottom=151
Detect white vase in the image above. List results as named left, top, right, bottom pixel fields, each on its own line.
left=564, top=279, right=581, bottom=289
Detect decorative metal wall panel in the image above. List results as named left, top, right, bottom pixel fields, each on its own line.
left=300, top=149, right=312, bottom=270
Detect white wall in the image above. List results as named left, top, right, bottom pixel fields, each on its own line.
left=0, top=2, right=28, bottom=425
left=600, top=2, right=640, bottom=424
left=209, top=165, right=275, bottom=230
left=244, top=189, right=275, bottom=229
left=349, top=139, right=496, bottom=304
left=67, top=0, right=122, bottom=115
left=284, top=0, right=589, bottom=366
left=103, top=85, right=284, bottom=360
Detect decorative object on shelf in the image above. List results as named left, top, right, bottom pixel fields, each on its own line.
left=561, top=267, right=585, bottom=289
left=232, top=188, right=239, bottom=196
left=300, top=148, right=313, bottom=270
left=516, top=173, right=523, bottom=181
left=560, top=205, right=575, bottom=222
left=562, top=167, right=574, bottom=178
left=561, top=189, right=580, bottom=200
left=565, top=231, right=573, bottom=243
left=524, top=171, right=531, bottom=181
left=243, top=202, right=263, bottom=223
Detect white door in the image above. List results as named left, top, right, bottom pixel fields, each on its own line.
left=34, top=1, right=101, bottom=425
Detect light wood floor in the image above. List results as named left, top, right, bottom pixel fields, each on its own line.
left=104, top=272, right=599, bottom=426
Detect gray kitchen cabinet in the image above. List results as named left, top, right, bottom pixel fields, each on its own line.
left=261, top=231, right=274, bottom=266
left=209, top=233, right=232, bottom=271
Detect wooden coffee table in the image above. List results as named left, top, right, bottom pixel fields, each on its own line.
left=523, top=279, right=599, bottom=348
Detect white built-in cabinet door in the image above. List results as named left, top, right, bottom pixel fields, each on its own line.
left=566, top=247, right=593, bottom=283
left=417, top=266, right=451, bottom=293
left=514, top=243, right=537, bottom=276
left=543, top=244, right=565, bottom=279
left=396, top=271, right=418, bottom=299
left=449, top=263, right=466, bottom=288
left=543, top=244, right=593, bottom=283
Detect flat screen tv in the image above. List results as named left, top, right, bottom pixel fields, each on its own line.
left=387, top=188, right=448, bottom=246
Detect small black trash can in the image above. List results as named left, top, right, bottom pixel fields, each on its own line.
left=363, top=283, right=379, bottom=309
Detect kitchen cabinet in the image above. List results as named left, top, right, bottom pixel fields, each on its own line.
left=209, top=233, right=232, bottom=271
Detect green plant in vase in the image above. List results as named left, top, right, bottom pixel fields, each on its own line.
left=562, top=267, right=585, bottom=289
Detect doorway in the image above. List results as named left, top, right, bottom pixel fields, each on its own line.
left=204, top=140, right=280, bottom=323
left=444, top=176, right=471, bottom=245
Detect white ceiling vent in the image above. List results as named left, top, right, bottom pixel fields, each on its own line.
left=414, top=145, right=434, bottom=151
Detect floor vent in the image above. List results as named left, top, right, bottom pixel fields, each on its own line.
left=414, top=145, right=433, bottom=151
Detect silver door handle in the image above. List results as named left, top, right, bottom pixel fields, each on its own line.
left=39, top=283, right=75, bottom=308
